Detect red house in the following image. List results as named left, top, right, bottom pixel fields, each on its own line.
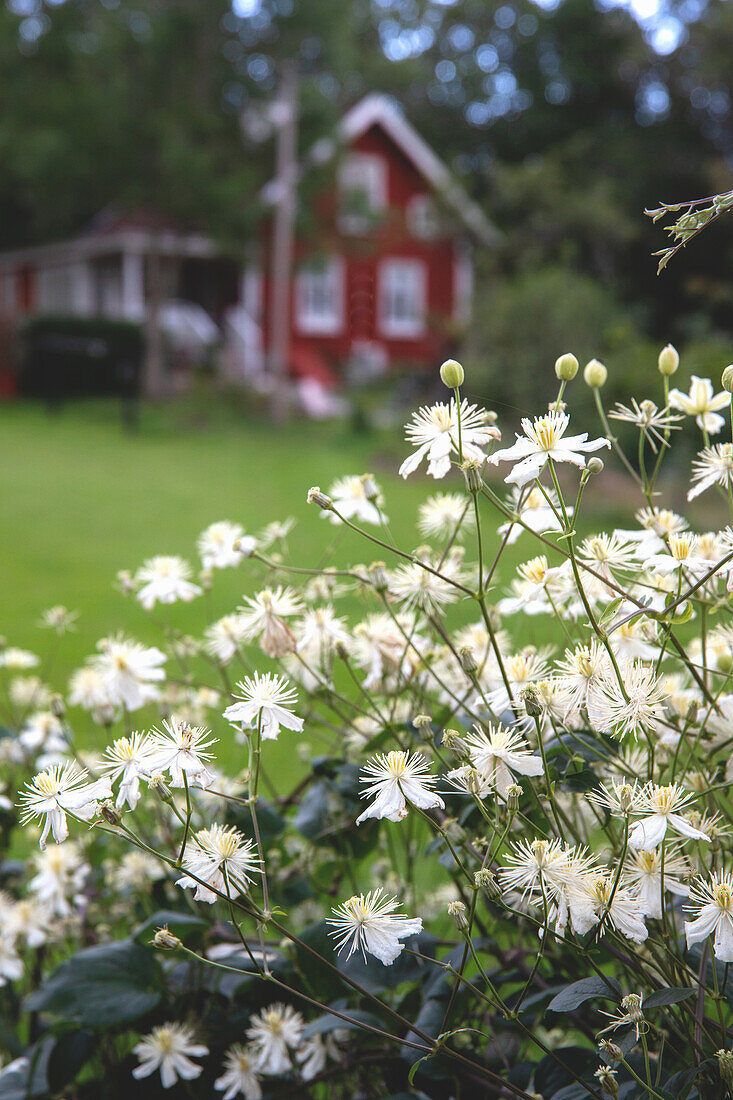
left=249, top=93, right=498, bottom=388
left=0, top=94, right=496, bottom=399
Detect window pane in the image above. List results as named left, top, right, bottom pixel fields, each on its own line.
left=378, top=259, right=426, bottom=338
left=338, top=155, right=387, bottom=234
left=295, top=256, right=343, bottom=335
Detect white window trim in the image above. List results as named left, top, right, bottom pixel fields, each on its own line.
left=295, top=255, right=344, bottom=336
left=453, top=243, right=473, bottom=326
left=406, top=194, right=440, bottom=240
left=378, top=258, right=427, bottom=339
left=338, top=153, right=388, bottom=234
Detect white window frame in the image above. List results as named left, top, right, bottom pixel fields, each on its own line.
left=378, top=258, right=426, bottom=339
left=295, top=255, right=344, bottom=335
left=453, top=242, right=473, bottom=326
left=338, top=153, right=387, bottom=234
left=406, top=194, right=440, bottom=240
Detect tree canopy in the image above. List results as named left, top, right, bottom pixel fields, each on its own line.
left=0, top=0, right=731, bottom=356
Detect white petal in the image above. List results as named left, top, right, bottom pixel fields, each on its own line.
left=489, top=437, right=537, bottom=464
left=714, top=915, right=733, bottom=962
left=685, top=905, right=721, bottom=948
left=505, top=454, right=547, bottom=486
left=511, top=754, right=544, bottom=778
left=160, top=1060, right=177, bottom=1088
left=668, top=814, right=710, bottom=843
left=629, top=815, right=668, bottom=851
left=399, top=443, right=430, bottom=479
left=132, top=1062, right=157, bottom=1081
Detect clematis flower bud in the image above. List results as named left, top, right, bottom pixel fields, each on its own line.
left=361, top=474, right=380, bottom=502
left=658, top=343, right=679, bottom=376
left=474, top=868, right=500, bottom=896
left=307, top=486, right=333, bottom=511
left=555, top=352, right=579, bottom=381
left=440, top=358, right=465, bottom=389
left=506, top=784, right=522, bottom=814
left=442, top=728, right=465, bottom=754
left=594, top=1066, right=619, bottom=1097
left=461, top=458, right=484, bottom=495
left=50, top=694, right=65, bottom=718
left=459, top=646, right=478, bottom=675
left=521, top=685, right=543, bottom=719
left=722, top=364, right=733, bottom=393
left=149, top=773, right=173, bottom=803
left=583, top=358, right=607, bottom=388
left=717, top=1050, right=733, bottom=1085
left=367, top=561, right=389, bottom=592
left=153, top=927, right=183, bottom=950
left=447, top=900, right=468, bottom=930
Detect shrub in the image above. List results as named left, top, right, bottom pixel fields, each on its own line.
left=2, top=348, right=733, bottom=1097
left=18, top=315, right=144, bottom=401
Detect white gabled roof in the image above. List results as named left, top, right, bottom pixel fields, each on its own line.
left=262, top=93, right=499, bottom=247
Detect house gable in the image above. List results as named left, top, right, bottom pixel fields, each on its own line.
left=262, top=94, right=498, bottom=249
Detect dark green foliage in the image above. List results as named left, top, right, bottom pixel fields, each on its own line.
left=24, top=940, right=161, bottom=1028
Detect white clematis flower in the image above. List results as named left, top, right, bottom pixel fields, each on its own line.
left=177, top=823, right=259, bottom=904
left=461, top=723, right=544, bottom=797
left=223, top=672, right=304, bottom=741
left=399, top=399, right=499, bottom=480
left=100, top=731, right=156, bottom=810
left=356, top=750, right=444, bottom=824
left=685, top=871, right=733, bottom=962
left=18, top=761, right=112, bottom=849
left=628, top=783, right=710, bottom=851
left=669, top=375, right=731, bottom=435
left=147, top=717, right=217, bottom=789
left=246, top=1004, right=304, bottom=1076
left=134, top=555, right=202, bottom=610
left=327, top=888, right=423, bottom=965
left=132, top=1023, right=208, bottom=1089
left=198, top=520, right=255, bottom=569
left=488, top=410, right=609, bottom=486
left=215, top=1044, right=262, bottom=1099
left=327, top=474, right=385, bottom=525
left=91, top=634, right=166, bottom=712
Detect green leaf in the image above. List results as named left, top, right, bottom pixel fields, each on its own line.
left=534, top=1046, right=599, bottom=1097
left=402, top=1000, right=450, bottom=1080
left=302, top=1007, right=383, bottom=1039
left=559, top=767, right=599, bottom=792
left=47, top=1030, right=97, bottom=1091
left=552, top=1086, right=595, bottom=1100
left=664, top=1065, right=703, bottom=1098
left=0, top=1039, right=53, bottom=1099
left=293, top=780, right=331, bottom=838
left=643, top=987, right=695, bottom=1008
left=24, top=939, right=161, bottom=1028
left=599, top=597, right=624, bottom=625
left=132, top=910, right=207, bottom=945
left=547, top=976, right=620, bottom=1013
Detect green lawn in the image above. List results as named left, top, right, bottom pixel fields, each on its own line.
left=0, top=400, right=421, bottom=668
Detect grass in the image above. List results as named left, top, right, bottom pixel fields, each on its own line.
left=0, top=399, right=420, bottom=667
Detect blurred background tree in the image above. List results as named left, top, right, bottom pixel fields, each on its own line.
left=0, top=0, right=731, bottom=407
